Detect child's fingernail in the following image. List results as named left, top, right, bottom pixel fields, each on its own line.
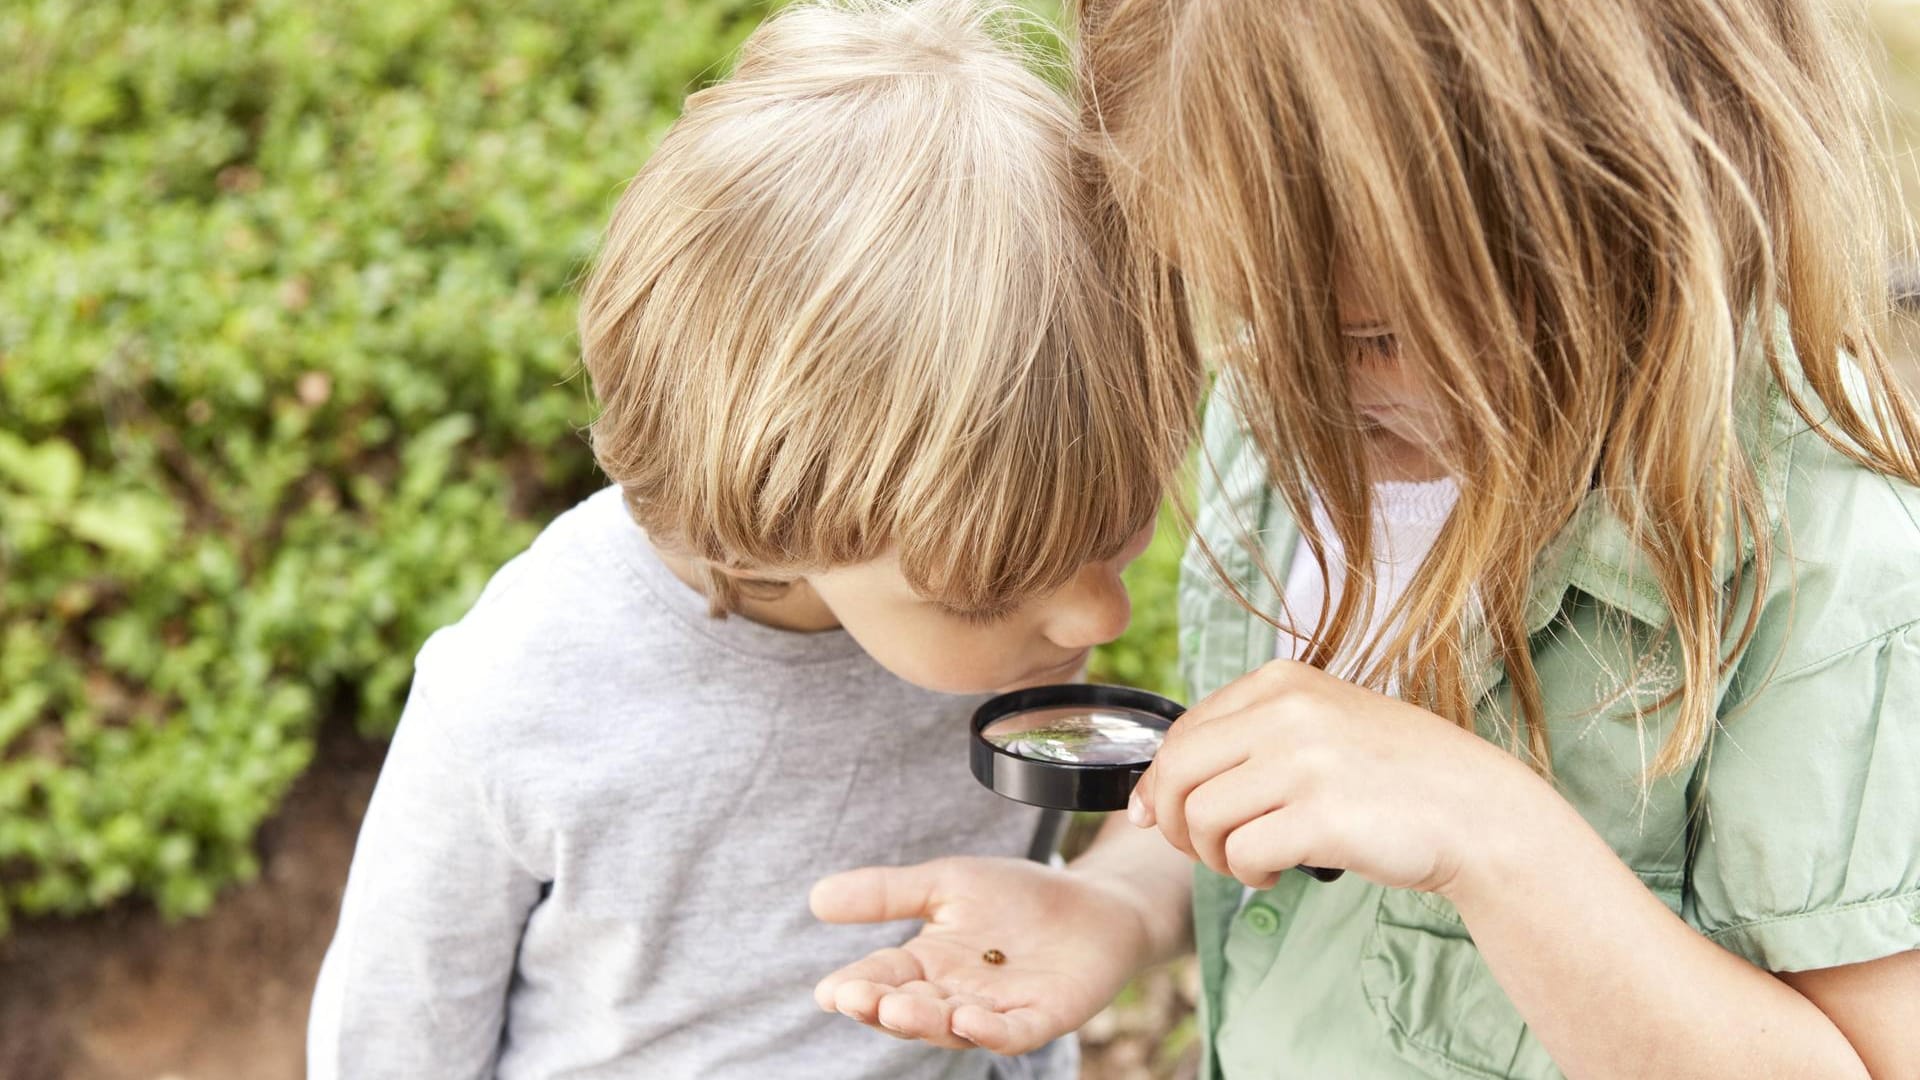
left=1126, top=792, right=1148, bottom=827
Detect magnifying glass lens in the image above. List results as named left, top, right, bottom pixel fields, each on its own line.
left=980, top=706, right=1168, bottom=766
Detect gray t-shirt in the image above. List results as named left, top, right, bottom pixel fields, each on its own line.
left=308, top=487, right=1073, bottom=1080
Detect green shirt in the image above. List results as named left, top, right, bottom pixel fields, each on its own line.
left=1177, top=372, right=1920, bottom=1079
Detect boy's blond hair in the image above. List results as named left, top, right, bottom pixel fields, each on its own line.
left=582, top=0, right=1197, bottom=616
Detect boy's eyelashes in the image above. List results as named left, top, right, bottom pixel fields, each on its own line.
left=936, top=601, right=1019, bottom=627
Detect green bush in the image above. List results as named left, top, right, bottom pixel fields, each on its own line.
left=0, top=0, right=1177, bottom=933
left=0, top=0, right=768, bottom=930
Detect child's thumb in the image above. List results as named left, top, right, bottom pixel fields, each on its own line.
left=809, top=862, right=941, bottom=925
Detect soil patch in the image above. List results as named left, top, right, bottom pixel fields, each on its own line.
left=0, top=720, right=383, bottom=1080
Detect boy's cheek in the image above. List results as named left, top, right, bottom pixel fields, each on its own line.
left=835, top=615, right=1027, bottom=695
left=809, top=577, right=1040, bottom=694
left=858, top=634, right=1023, bottom=695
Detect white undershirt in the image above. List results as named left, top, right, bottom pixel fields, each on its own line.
left=1241, top=479, right=1458, bottom=906
left=1275, top=478, right=1460, bottom=672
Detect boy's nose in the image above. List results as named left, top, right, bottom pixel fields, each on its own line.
left=1042, top=567, right=1133, bottom=650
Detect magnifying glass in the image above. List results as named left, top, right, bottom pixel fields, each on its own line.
left=970, top=683, right=1343, bottom=883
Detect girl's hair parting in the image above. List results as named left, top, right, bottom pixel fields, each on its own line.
left=1079, top=0, right=1920, bottom=774
left=582, top=0, right=1201, bottom=616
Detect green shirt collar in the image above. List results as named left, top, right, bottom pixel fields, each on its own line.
left=1193, top=352, right=1806, bottom=704
left=1521, top=371, right=1799, bottom=635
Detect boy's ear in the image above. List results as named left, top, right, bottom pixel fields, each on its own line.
left=646, top=534, right=789, bottom=585
left=703, top=562, right=799, bottom=587
left=701, top=563, right=797, bottom=606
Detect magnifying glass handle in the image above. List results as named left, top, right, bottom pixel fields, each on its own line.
left=1301, top=865, right=1344, bottom=883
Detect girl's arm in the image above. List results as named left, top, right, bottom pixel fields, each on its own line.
left=1780, top=952, right=1920, bottom=1078
left=1134, top=659, right=1911, bottom=1080
left=1447, top=777, right=1880, bottom=1080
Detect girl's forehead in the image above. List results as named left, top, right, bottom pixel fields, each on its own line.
left=1332, top=287, right=1381, bottom=324
left=1330, top=268, right=1390, bottom=325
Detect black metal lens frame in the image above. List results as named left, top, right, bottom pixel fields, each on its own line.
left=970, top=683, right=1181, bottom=813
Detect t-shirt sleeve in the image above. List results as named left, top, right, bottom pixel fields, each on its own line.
left=1683, top=620, right=1920, bottom=972
left=307, top=671, right=545, bottom=1079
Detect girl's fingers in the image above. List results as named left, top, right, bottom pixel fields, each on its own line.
left=813, top=947, right=924, bottom=1012
left=1130, top=766, right=1159, bottom=828
left=1150, top=709, right=1263, bottom=856
left=950, top=1003, right=1063, bottom=1057
left=875, top=988, right=975, bottom=1050
left=1134, top=667, right=1315, bottom=828
left=1134, top=670, right=1298, bottom=828
left=1180, top=762, right=1295, bottom=878
left=1221, top=808, right=1317, bottom=890
left=1183, top=659, right=1319, bottom=729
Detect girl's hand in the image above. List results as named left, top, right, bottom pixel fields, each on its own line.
left=1131, top=660, right=1549, bottom=896
left=810, top=856, right=1155, bottom=1056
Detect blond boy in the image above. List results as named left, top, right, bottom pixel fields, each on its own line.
left=306, top=1, right=1194, bottom=1077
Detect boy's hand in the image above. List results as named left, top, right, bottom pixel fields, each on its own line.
left=810, top=856, right=1154, bottom=1056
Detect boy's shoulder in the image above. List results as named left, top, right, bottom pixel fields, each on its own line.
left=403, top=486, right=876, bottom=760
left=406, top=488, right=709, bottom=741
left=427, top=487, right=657, bottom=654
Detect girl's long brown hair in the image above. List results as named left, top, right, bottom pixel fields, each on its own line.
left=1079, top=0, right=1920, bottom=773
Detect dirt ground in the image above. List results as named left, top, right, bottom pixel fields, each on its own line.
left=0, top=721, right=381, bottom=1080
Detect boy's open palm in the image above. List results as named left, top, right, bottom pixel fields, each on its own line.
left=809, top=856, right=1150, bottom=1056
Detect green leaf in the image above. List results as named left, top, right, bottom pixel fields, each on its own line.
left=0, top=434, right=84, bottom=506
left=0, top=684, right=51, bottom=753
left=68, top=492, right=182, bottom=567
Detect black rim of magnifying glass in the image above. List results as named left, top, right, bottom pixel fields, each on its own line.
left=970, top=683, right=1180, bottom=813
left=969, top=683, right=1344, bottom=883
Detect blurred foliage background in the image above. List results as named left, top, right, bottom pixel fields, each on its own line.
left=0, top=0, right=777, bottom=929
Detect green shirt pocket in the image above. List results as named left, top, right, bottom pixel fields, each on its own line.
left=1360, top=889, right=1553, bottom=1079
left=1359, top=868, right=1683, bottom=1080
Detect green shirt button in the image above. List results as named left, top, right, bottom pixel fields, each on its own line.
left=1243, top=903, right=1281, bottom=936
left=1907, top=906, right=1920, bottom=926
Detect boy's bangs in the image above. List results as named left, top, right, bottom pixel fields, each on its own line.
left=888, top=348, right=1165, bottom=615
